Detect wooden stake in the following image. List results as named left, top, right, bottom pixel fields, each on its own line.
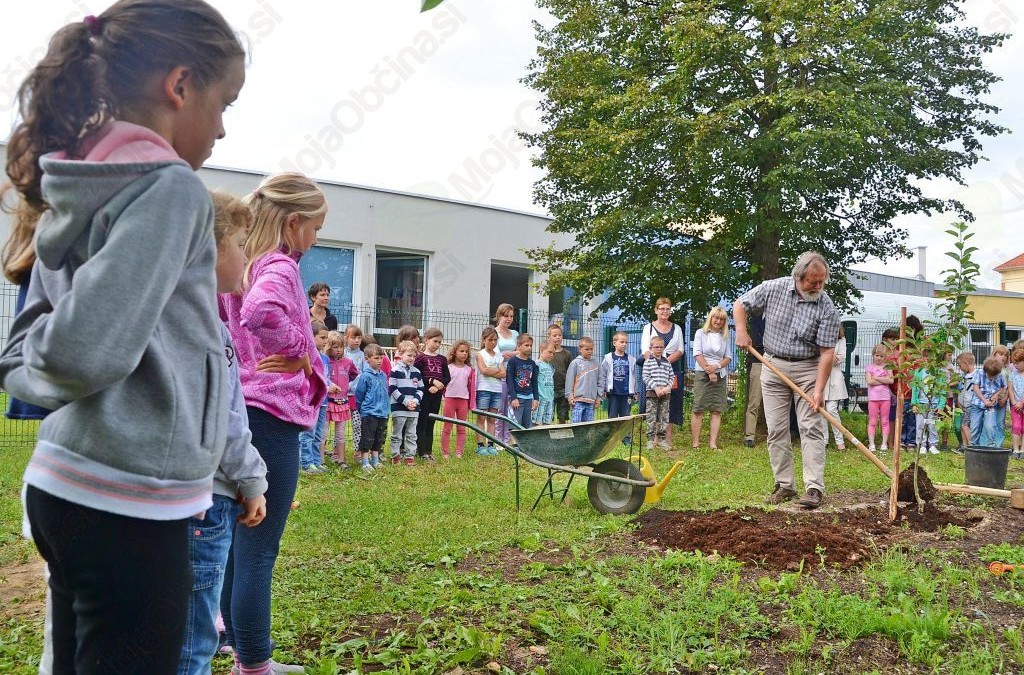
left=745, top=346, right=891, bottom=477
left=889, top=308, right=907, bottom=522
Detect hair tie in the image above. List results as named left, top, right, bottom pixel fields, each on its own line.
left=250, top=189, right=261, bottom=200
left=83, top=15, right=103, bottom=36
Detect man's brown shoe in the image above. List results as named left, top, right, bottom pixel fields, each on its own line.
left=765, top=485, right=797, bottom=505
left=798, top=488, right=823, bottom=509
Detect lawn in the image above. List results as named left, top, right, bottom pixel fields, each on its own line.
left=2, top=410, right=1024, bottom=674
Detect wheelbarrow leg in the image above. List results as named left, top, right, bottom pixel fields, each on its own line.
left=514, top=456, right=521, bottom=512
left=560, top=473, right=576, bottom=504
left=532, top=469, right=557, bottom=510
left=531, top=469, right=576, bottom=510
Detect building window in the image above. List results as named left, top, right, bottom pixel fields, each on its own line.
left=298, top=245, right=355, bottom=322
left=490, top=263, right=530, bottom=331
left=548, top=286, right=582, bottom=339
left=970, top=326, right=991, bottom=365
left=376, top=252, right=426, bottom=331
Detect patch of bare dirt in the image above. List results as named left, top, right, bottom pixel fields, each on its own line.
left=456, top=546, right=573, bottom=581
left=0, top=558, right=46, bottom=620
left=630, top=496, right=985, bottom=570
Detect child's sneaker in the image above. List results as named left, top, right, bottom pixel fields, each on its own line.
left=455, top=450, right=463, bottom=458
left=231, top=660, right=305, bottom=675
left=391, top=456, right=402, bottom=465
left=370, top=457, right=382, bottom=469
left=404, top=457, right=415, bottom=466
left=880, top=444, right=888, bottom=452
left=476, top=444, right=490, bottom=456
left=487, top=445, right=500, bottom=456
left=868, top=444, right=876, bottom=454
left=361, top=462, right=374, bottom=473
left=302, top=464, right=324, bottom=474
left=423, top=454, right=436, bottom=463
left=442, top=452, right=450, bottom=459
left=928, top=446, right=940, bottom=455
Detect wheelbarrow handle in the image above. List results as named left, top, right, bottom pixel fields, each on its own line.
left=745, top=345, right=891, bottom=479
left=471, top=407, right=525, bottom=431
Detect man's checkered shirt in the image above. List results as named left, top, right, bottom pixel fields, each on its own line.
left=738, top=277, right=840, bottom=359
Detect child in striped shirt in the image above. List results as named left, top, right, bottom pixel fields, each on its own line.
left=642, top=336, right=674, bottom=449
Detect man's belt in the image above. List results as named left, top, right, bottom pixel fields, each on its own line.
left=767, top=353, right=816, bottom=362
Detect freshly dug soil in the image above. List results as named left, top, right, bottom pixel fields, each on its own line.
left=896, top=465, right=937, bottom=502
left=631, top=501, right=982, bottom=570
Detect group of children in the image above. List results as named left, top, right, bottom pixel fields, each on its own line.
left=293, top=321, right=682, bottom=471
left=863, top=336, right=1024, bottom=457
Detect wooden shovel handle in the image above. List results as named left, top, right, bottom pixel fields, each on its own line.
left=745, top=346, right=892, bottom=478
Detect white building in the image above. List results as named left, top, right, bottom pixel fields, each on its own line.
left=0, top=144, right=567, bottom=343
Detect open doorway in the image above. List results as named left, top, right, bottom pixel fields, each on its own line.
left=489, top=263, right=530, bottom=330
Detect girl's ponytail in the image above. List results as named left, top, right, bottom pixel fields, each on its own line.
left=5, top=0, right=243, bottom=215
left=6, top=21, right=108, bottom=212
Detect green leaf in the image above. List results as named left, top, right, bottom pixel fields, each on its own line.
left=421, top=0, right=445, bottom=11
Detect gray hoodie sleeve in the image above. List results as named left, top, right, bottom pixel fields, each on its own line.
left=0, top=166, right=210, bottom=405
left=215, top=326, right=268, bottom=499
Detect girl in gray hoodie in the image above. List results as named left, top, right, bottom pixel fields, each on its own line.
left=0, top=2, right=245, bottom=670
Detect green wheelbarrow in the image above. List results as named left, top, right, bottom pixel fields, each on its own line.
left=429, top=411, right=654, bottom=514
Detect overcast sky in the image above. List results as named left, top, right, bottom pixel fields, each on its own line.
left=2, top=0, right=1020, bottom=288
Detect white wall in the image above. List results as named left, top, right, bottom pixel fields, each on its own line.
left=0, top=145, right=568, bottom=319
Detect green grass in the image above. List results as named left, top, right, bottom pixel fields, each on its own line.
left=2, top=409, right=1024, bottom=673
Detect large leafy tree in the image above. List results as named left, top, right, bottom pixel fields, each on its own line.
left=524, top=0, right=1006, bottom=319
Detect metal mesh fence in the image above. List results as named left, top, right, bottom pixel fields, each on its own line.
left=0, top=276, right=1006, bottom=447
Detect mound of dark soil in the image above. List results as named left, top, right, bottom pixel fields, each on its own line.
left=631, top=502, right=981, bottom=570
left=896, top=465, right=937, bottom=502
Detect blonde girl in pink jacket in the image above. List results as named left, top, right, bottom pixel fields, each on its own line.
left=218, top=172, right=328, bottom=674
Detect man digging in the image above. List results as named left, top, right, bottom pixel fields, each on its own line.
left=733, top=251, right=841, bottom=509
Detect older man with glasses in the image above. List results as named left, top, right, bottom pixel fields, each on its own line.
left=733, top=252, right=841, bottom=509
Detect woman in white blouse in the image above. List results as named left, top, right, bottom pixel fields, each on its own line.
left=692, top=307, right=733, bottom=450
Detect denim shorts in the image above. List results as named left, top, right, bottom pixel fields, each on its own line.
left=476, top=390, right=502, bottom=410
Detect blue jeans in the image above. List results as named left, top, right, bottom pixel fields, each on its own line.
left=900, top=401, right=917, bottom=447
left=221, top=408, right=301, bottom=665
left=571, top=401, right=595, bottom=423
left=178, top=495, right=238, bottom=675
left=299, top=405, right=327, bottom=468
left=511, top=398, right=534, bottom=428
left=535, top=399, right=554, bottom=425
left=970, top=406, right=1002, bottom=447
left=993, top=404, right=1007, bottom=448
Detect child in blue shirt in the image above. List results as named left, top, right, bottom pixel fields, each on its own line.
left=971, top=356, right=1007, bottom=447
left=355, top=344, right=390, bottom=470
left=601, top=331, right=638, bottom=420
left=505, top=334, right=540, bottom=428
left=535, top=340, right=556, bottom=425
left=911, top=362, right=947, bottom=454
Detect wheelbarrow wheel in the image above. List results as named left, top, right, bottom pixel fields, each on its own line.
left=587, top=458, right=646, bottom=515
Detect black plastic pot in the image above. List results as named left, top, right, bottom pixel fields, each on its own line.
left=964, top=445, right=1011, bottom=490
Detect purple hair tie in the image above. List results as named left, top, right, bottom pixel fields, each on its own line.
left=83, top=15, right=103, bottom=36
